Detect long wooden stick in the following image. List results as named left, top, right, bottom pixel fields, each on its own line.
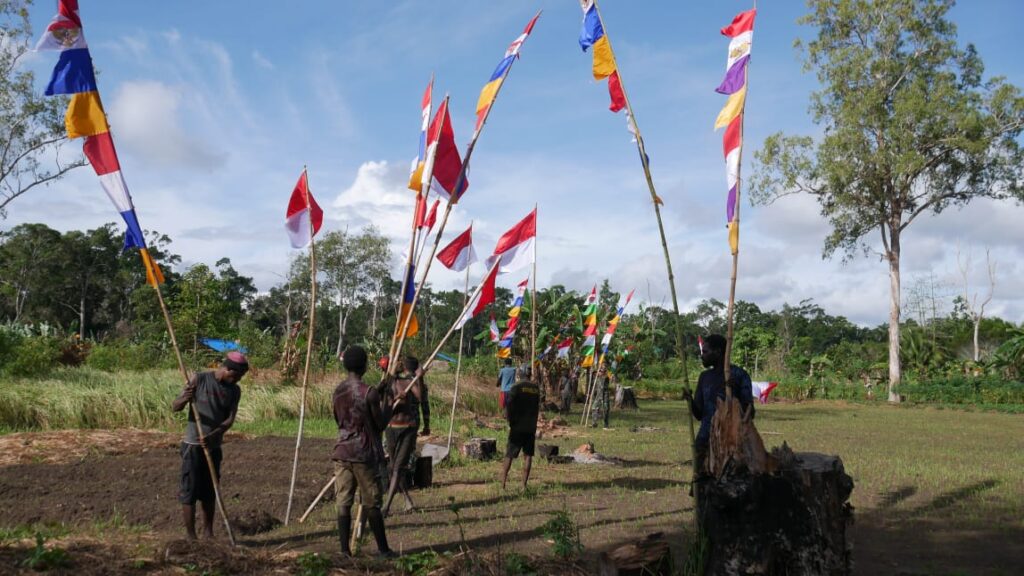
left=153, top=281, right=236, bottom=546
left=530, top=204, right=538, bottom=376
left=591, top=0, right=693, bottom=435
left=285, top=168, right=318, bottom=525
left=447, top=263, right=471, bottom=451
left=298, top=474, right=335, bottom=524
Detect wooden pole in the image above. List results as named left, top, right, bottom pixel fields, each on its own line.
left=591, top=0, right=694, bottom=435
left=530, top=205, right=538, bottom=377
left=447, top=262, right=471, bottom=451
left=285, top=168, right=317, bottom=525
left=298, top=474, right=335, bottom=524
left=152, top=280, right=236, bottom=546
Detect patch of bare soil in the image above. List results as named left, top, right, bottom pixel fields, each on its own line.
left=0, top=429, right=181, bottom=466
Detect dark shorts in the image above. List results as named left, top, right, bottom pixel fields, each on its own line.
left=386, top=426, right=417, bottom=475
left=178, top=442, right=222, bottom=505
left=506, top=429, right=536, bottom=459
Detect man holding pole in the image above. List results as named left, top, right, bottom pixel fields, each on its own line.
left=500, top=364, right=540, bottom=491
left=171, top=351, right=248, bottom=540
left=383, top=356, right=430, bottom=516
left=683, top=334, right=754, bottom=478
left=331, top=346, right=394, bottom=558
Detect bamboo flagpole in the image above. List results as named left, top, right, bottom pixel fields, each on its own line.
left=588, top=1, right=694, bottom=446
left=285, top=168, right=319, bottom=525
left=530, top=204, right=538, bottom=377
left=447, top=262, right=471, bottom=451
left=391, top=13, right=541, bottom=371
left=153, top=284, right=236, bottom=546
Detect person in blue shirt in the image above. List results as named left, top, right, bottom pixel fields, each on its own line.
left=496, top=358, right=517, bottom=410
left=683, top=333, right=754, bottom=478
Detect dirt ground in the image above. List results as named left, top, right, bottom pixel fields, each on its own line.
left=1, top=406, right=1022, bottom=575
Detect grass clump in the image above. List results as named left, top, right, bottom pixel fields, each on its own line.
left=20, top=534, right=70, bottom=571
left=295, top=552, right=331, bottom=576
left=539, top=510, right=582, bottom=560
left=393, top=550, right=441, bottom=575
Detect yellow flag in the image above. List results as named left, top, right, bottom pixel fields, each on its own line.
left=139, top=249, right=165, bottom=286
left=728, top=220, right=739, bottom=255
left=592, top=36, right=617, bottom=80
left=581, top=354, right=594, bottom=368
left=714, top=86, right=746, bottom=130
left=65, top=91, right=109, bottom=139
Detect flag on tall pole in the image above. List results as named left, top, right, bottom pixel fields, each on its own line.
left=421, top=98, right=468, bottom=203
left=436, top=224, right=478, bottom=272
left=408, top=77, right=433, bottom=192
left=715, top=8, right=756, bottom=256
left=497, top=277, right=529, bottom=359
left=485, top=207, right=536, bottom=274
left=285, top=171, right=324, bottom=249
left=579, top=1, right=626, bottom=112
left=599, top=289, right=634, bottom=361
left=475, top=13, right=541, bottom=135
left=455, top=262, right=498, bottom=330
left=423, top=198, right=440, bottom=233
left=398, top=264, right=420, bottom=337
left=580, top=286, right=598, bottom=367
left=37, top=0, right=163, bottom=285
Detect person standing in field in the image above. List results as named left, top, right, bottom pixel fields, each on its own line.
left=500, top=364, right=540, bottom=490
left=171, top=351, right=248, bottom=540
left=497, top=357, right=516, bottom=409
left=683, top=334, right=754, bottom=477
left=382, top=356, right=430, bottom=516
left=331, top=345, right=395, bottom=557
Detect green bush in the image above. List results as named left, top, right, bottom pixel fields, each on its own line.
left=900, top=376, right=1024, bottom=405
left=85, top=341, right=159, bottom=372
left=3, top=336, right=60, bottom=378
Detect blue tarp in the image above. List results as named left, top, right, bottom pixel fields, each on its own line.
left=200, top=338, right=248, bottom=354
left=435, top=352, right=456, bottom=364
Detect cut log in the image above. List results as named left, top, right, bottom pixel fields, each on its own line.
left=614, top=386, right=639, bottom=410
left=460, top=438, right=497, bottom=461
left=537, top=444, right=559, bottom=459
left=699, top=389, right=854, bottom=575
left=598, top=532, right=671, bottom=576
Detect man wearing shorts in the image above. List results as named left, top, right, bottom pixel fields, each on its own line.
left=500, top=364, right=540, bottom=491
left=171, top=351, right=247, bottom=540
left=331, top=346, right=394, bottom=557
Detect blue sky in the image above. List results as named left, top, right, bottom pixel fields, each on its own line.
left=8, top=0, right=1024, bottom=325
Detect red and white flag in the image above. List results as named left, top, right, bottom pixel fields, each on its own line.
left=485, top=207, right=536, bottom=273
left=455, top=261, right=498, bottom=329
left=285, top=170, right=323, bottom=249
left=437, top=224, right=478, bottom=272
left=752, top=381, right=778, bottom=404
left=556, top=337, right=573, bottom=359
left=423, top=198, right=440, bottom=233
left=422, top=98, right=468, bottom=203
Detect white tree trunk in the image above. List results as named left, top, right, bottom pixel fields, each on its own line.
left=887, top=229, right=902, bottom=403
left=973, top=318, right=981, bottom=363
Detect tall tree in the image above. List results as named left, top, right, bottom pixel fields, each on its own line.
left=751, top=0, right=1024, bottom=401
left=0, top=0, right=86, bottom=216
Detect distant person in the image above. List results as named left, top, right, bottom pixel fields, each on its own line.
left=331, top=346, right=394, bottom=558
left=590, top=364, right=611, bottom=428
left=171, top=351, right=248, bottom=540
left=683, top=334, right=754, bottom=477
left=500, top=364, right=540, bottom=490
left=496, top=357, right=516, bottom=410
left=383, top=356, right=430, bottom=516
left=559, top=369, right=574, bottom=414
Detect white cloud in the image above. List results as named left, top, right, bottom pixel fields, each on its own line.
left=108, top=80, right=227, bottom=171
left=251, top=49, right=274, bottom=70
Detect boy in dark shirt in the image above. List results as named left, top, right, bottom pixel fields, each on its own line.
left=171, top=351, right=247, bottom=540
left=500, top=365, right=540, bottom=490
left=332, top=346, right=394, bottom=557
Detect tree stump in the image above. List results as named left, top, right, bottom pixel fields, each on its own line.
left=614, top=386, right=639, bottom=410
left=537, top=444, right=559, bottom=459
left=460, top=438, right=496, bottom=461
left=598, top=532, right=671, bottom=576
left=699, top=390, right=854, bottom=576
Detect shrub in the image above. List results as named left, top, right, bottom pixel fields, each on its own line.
left=900, top=375, right=1024, bottom=405
left=539, top=510, right=582, bottom=559
left=3, top=336, right=60, bottom=378
left=86, top=341, right=160, bottom=372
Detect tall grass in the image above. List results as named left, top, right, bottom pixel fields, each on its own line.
left=0, top=367, right=502, bottom=432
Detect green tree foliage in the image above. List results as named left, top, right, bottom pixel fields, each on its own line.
left=750, top=0, right=1024, bottom=401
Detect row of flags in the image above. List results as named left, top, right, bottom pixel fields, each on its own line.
left=37, top=0, right=164, bottom=286
left=580, top=287, right=599, bottom=367
left=496, top=277, right=530, bottom=359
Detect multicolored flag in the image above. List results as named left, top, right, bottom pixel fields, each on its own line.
left=485, top=207, right=536, bottom=274
left=579, top=0, right=626, bottom=113
left=408, top=77, right=433, bottom=192
left=455, top=261, right=499, bottom=330
left=398, top=264, right=420, bottom=338
left=475, top=13, right=541, bottom=135
left=715, top=8, right=756, bottom=255
left=285, top=170, right=324, bottom=249
left=599, top=289, right=634, bottom=361
left=37, top=0, right=163, bottom=285
left=436, top=224, right=478, bottom=272
left=421, top=98, right=468, bottom=203
left=580, top=286, right=598, bottom=367
left=497, top=277, right=530, bottom=359
left=489, top=314, right=501, bottom=343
